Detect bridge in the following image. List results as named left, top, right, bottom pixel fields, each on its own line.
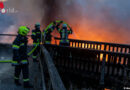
left=0, top=34, right=130, bottom=90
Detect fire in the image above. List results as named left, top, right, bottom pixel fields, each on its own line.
left=69, top=24, right=129, bottom=44
left=105, top=89, right=111, bottom=90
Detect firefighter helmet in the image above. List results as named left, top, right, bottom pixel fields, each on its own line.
left=62, top=24, right=67, bottom=28
left=18, top=26, right=30, bottom=36
left=35, top=22, right=40, bottom=27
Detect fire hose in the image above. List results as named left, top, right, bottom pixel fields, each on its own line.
left=0, top=43, right=39, bottom=63
left=0, top=20, right=72, bottom=63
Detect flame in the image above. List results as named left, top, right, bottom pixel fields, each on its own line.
left=69, top=24, right=129, bottom=44
left=105, top=89, right=111, bottom=90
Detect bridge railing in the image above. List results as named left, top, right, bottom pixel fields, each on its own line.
left=54, top=37, right=130, bottom=54
left=0, top=34, right=66, bottom=90
left=40, top=45, right=66, bottom=90
left=44, top=44, right=130, bottom=88
left=0, top=34, right=32, bottom=44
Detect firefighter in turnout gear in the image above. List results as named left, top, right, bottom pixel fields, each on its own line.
left=12, top=26, right=33, bottom=88
left=56, top=23, right=73, bottom=46
left=31, top=23, right=41, bottom=62
left=44, top=21, right=56, bottom=44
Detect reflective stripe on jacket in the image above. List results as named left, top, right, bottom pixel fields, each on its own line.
left=12, top=34, right=28, bottom=66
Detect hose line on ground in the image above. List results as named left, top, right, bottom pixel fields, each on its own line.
left=0, top=43, right=39, bottom=63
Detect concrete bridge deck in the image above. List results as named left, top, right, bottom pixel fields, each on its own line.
left=0, top=44, right=42, bottom=90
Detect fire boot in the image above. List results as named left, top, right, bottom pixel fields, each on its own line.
left=24, top=82, right=33, bottom=88
left=14, top=80, right=21, bottom=86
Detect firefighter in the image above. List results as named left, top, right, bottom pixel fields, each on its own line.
left=56, top=23, right=73, bottom=46
left=12, top=26, right=33, bottom=88
left=31, top=23, right=41, bottom=62
left=44, top=21, right=56, bottom=44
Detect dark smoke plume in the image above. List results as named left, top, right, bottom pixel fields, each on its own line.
left=41, top=0, right=62, bottom=26
left=41, top=0, right=130, bottom=44
left=0, top=0, right=130, bottom=44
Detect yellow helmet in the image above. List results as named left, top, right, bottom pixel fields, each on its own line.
left=18, top=26, right=30, bottom=36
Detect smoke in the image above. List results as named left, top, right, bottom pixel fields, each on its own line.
left=41, top=0, right=130, bottom=44
left=41, top=0, right=60, bottom=26
left=5, top=0, right=44, bottom=28
left=0, top=14, right=16, bottom=33
left=0, top=0, right=130, bottom=44
left=0, top=0, right=44, bottom=43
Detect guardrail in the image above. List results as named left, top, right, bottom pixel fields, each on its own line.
left=0, top=34, right=31, bottom=36
left=54, top=37, right=130, bottom=54
left=44, top=44, right=130, bottom=89
left=40, top=45, right=66, bottom=90
left=0, top=34, right=32, bottom=44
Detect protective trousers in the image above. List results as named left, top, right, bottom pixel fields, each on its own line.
left=14, top=64, right=29, bottom=85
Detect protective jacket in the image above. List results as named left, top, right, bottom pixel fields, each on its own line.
left=31, top=29, right=41, bottom=45
left=44, top=23, right=56, bottom=44
left=12, top=34, right=28, bottom=65
left=56, top=25, right=72, bottom=44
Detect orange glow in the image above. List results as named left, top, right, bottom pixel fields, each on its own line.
left=68, top=20, right=130, bottom=44
left=105, top=89, right=111, bottom=90
left=100, top=54, right=103, bottom=61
